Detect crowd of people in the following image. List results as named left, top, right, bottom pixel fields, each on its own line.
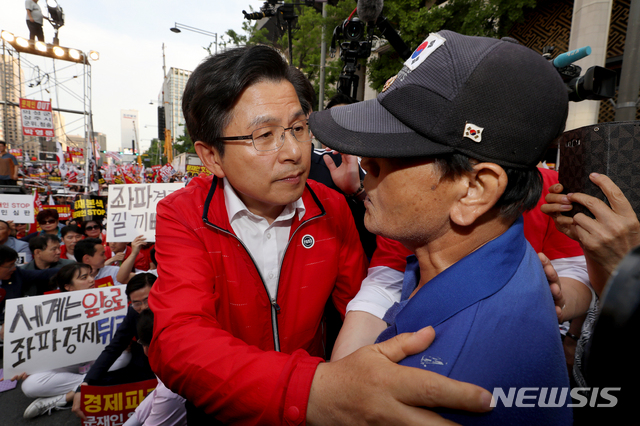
left=0, top=209, right=158, bottom=418
left=1, top=29, right=639, bottom=425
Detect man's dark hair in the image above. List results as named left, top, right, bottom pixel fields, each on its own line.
left=36, top=209, right=59, bottom=224
left=53, top=263, right=92, bottom=292
left=432, top=153, right=542, bottom=222
left=61, top=225, right=82, bottom=238
left=183, top=44, right=295, bottom=157
left=288, top=66, right=316, bottom=115
left=0, top=246, right=18, bottom=264
left=29, top=234, right=60, bottom=253
left=326, top=93, right=356, bottom=109
left=74, top=238, right=103, bottom=261
left=136, top=308, right=154, bottom=347
left=126, top=272, right=157, bottom=299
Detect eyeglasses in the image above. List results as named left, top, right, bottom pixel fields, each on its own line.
left=131, top=297, right=149, bottom=309
left=85, top=225, right=100, bottom=231
left=0, top=261, right=17, bottom=269
left=39, top=219, right=57, bottom=225
left=218, top=120, right=311, bottom=152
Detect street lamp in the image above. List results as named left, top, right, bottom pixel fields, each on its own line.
left=169, top=22, right=218, bottom=55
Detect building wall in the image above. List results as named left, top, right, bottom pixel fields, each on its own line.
left=0, top=53, right=37, bottom=159
left=162, top=67, right=191, bottom=141
left=120, top=109, right=139, bottom=152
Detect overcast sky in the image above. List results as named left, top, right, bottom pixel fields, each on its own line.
left=1, top=0, right=266, bottom=151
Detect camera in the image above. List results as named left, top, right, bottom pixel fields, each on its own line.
left=339, top=17, right=367, bottom=42
left=331, top=18, right=373, bottom=99
left=547, top=46, right=617, bottom=102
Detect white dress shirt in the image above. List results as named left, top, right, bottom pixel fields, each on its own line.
left=223, top=178, right=305, bottom=301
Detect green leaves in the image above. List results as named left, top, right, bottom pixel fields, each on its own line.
left=218, top=0, right=536, bottom=100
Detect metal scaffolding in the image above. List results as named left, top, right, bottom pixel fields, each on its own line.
left=1, top=38, right=95, bottom=192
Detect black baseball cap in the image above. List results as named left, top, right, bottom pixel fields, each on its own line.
left=309, top=30, right=569, bottom=169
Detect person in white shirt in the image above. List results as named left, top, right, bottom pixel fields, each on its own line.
left=74, top=238, right=124, bottom=286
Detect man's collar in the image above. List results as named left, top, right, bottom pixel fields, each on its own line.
left=396, top=216, right=527, bottom=332
left=222, top=177, right=306, bottom=224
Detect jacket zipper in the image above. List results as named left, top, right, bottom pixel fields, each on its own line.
left=202, top=178, right=326, bottom=352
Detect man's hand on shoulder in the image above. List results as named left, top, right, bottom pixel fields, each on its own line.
left=307, top=326, right=493, bottom=425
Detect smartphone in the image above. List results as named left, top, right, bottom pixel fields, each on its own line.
left=558, top=121, right=640, bottom=219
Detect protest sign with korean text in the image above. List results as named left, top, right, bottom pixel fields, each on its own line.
left=0, top=194, right=34, bottom=223
left=3, top=287, right=129, bottom=378
left=43, top=204, right=72, bottom=221
left=106, top=183, right=184, bottom=242
left=73, top=195, right=107, bottom=222
left=20, top=98, right=54, bottom=137
left=81, top=379, right=158, bottom=426
left=8, top=148, right=23, bottom=161
left=186, top=164, right=212, bottom=176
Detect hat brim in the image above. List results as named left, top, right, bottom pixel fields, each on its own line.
left=309, top=98, right=455, bottom=158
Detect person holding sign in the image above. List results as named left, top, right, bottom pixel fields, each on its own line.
left=123, top=309, right=187, bottom=426
left=0, top=246, right=59, bottom=338
left=75, top=238, right=125, bottom=287
left=11, top=264, right=96, bottom=419
left=72, top=273, right=157, bottom=420
left=9, top=264, right=133, bottom=419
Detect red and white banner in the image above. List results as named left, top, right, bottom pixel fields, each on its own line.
left=8, top=148, right=22, bottom=161
left=158, top=164, right=175, bottom=182
left=68, top=146, right=84, bottom=158
left=20, top=98, right=54, bottom=138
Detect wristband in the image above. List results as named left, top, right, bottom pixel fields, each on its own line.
left=347, top=181, right=365, bottom=199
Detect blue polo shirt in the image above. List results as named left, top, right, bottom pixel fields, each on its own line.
left=377, top=217, right=572, bottom=425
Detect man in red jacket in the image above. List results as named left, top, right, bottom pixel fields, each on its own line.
left=148, top=44, right=492, bottom=425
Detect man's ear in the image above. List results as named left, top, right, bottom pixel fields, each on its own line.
left=194, top=141, right=225, bottom=178
left=450, top=163, right=507, bottom=227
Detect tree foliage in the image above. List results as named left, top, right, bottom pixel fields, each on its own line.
left=366, top=0, right=537, bottom=92
left=220, top=0, right=537, bottom=99
left=142, top=127, right=195, bottom=166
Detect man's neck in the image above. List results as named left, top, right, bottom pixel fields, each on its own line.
left=34, top=257, right=51, bottom=270
left=411, top=215, right=513, bottom=295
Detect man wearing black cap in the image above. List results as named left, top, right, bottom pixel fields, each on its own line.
left=310, top=30, right=573, bottom=424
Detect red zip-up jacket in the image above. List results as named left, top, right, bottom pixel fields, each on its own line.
left=148, top=176, right=368, bottom=425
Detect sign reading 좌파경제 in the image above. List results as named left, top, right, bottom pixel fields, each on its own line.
left=106, top=182, right=184, bottom=242
left=3, top=287, right=129, bottom=379
left=20, top=98, right=54, bottom=138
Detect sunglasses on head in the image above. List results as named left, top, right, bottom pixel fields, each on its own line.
left=85, top=225, right=100, bottom=231
left=38, top=219, right=57, bottom=225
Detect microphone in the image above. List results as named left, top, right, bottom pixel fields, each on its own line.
left=375, top=16, right=412, bottom=61
left=552, top=46, right=591, bottom=68
left=357, top=0, right=384, bottom=24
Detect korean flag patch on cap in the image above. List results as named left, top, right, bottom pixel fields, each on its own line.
left=464, top=123, right=484, bottom=143
left=405, top=33, right=446, bottom=71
